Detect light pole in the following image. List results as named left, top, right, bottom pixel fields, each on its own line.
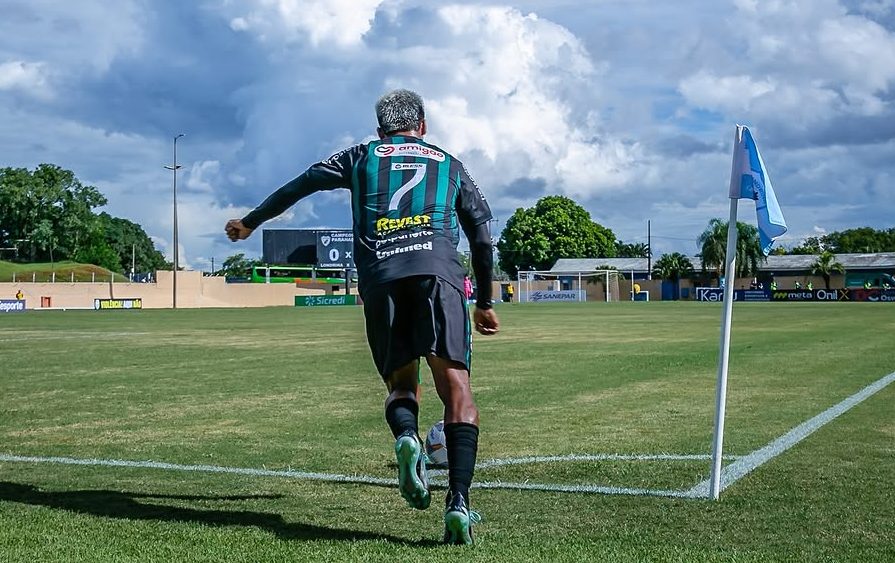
left=164, top=133, right=185, bottom=308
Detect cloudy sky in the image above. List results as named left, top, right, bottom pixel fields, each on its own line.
left=2, top=0, right=893, bottom=270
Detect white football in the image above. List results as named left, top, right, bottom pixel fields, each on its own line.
left=425, top=420, right=448, bottom=466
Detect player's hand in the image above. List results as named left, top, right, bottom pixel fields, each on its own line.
left=473, top=307, right=499, bottom=335
left=225, top=219, right=254, bottom=242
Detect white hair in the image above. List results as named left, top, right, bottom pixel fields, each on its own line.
left=375, top=89, right=425, bottom=134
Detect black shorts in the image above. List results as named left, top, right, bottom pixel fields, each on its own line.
left=362, top=275, right=472, bottom=378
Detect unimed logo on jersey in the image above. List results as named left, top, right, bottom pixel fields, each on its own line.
left=374, top=143, right=445, bottom=161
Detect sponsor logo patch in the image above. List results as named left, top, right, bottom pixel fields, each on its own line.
left=375, top=240, right=433, bottom=260
left=374, top=143, right=445, bottom=161
left=375, top=214, right=431, bottom=235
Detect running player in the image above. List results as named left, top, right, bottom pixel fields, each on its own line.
left=225, top=89, right=499, bottom=545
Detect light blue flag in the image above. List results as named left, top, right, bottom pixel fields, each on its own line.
left=729, top=125, right=787, bottom=255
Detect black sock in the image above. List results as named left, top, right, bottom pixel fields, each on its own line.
left=385, top=397, right=419, bottom=439
left=444, top=422, right=479, bottom=501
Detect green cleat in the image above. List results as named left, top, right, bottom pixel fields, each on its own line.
left=443, top=491, right=481, bottom=545
left=395, top=431, right=430, bottom=510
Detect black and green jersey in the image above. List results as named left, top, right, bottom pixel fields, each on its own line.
left=241, top=135, right=492, bottom=293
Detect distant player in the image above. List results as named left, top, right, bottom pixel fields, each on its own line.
left=225, top=89, right=499, bottom=545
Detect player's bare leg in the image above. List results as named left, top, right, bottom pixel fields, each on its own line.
left=385, top=360, right=430, bottom=510
left=428, top=354, right=480, bottom=544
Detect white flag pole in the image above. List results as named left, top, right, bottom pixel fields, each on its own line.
left=709, top=125, right=743, bottom=500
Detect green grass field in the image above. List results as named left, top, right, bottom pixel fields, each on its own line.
left=0, top=260, right=127, bottom=283
left=0, top=302, right=893, bottom=562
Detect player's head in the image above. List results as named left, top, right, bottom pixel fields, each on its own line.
left=376, top=89, right=426, bottom=139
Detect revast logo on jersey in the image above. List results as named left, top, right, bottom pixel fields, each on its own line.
left=375, top=214, right=431, bottom=235
left=374, top=143, right=445, bottom=161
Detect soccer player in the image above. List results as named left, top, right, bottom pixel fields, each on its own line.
left=225, top=89, right=499, bottom=545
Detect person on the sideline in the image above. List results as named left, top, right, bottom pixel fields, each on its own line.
left=463, top=276, right=473, bottom=303
left=225, top=89, right=498, bottom=545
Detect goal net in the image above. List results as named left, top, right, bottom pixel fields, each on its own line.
left=516, top=269, right=622, bottom=303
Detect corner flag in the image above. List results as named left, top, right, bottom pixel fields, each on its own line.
left=729, top=125, right=787, bottom=255
left=709, top=125, right=786, bottom=500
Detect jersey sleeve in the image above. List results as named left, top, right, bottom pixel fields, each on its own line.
left=455, top=163, right=492, bottom=230
left=241, top=145, right=362, bottom=230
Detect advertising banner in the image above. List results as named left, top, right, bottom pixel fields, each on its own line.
left=94, top=298, right=143, bottom=310
left=523, top=290, right=585, bottom=302
left=698, top=287, right=894, bottom=302
left=770, top=289, right=841, bottom=302
left=695, top=288, right=771, bottom=302
left=845, top=288, right=895, bottom=302
left=0, top=299, right=26, bottom=313
left=294, top=295, right=358, bottom=307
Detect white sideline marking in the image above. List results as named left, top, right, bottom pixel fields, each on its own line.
left=475, top=453, right=721, bottom=471
left=0, top=454, right=396, bottom=488
left=0, top=452, right=711, bottom=498
left=688, top=370, right=895, bottom=499
left=2, top=372, right=890, bottom=499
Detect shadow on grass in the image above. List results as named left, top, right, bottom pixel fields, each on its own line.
left=0, top=482, right=440, bottom=547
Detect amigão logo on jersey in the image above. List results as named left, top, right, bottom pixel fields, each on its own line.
left=374, top=143, right=445, bottom=161
left=375, top=214, right=431, bottom=235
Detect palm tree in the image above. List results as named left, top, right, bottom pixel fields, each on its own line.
left=652, top=252, right=694, bottom=299
left=697, top=218, right=764, bottom=280
left=616, top=241, right=651, bottom=258
left=809, top=251, right=846, bottom=289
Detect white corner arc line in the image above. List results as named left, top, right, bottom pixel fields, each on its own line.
left=688, top=370, right=895, bottom=499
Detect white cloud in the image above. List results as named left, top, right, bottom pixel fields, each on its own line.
left=678, top=0, right=895, bottom=124
left=227, top=0, right=387, bottom=47
left=1, top=0, right=893, bottom=267
left=0, top=60, right=50, bottom=98
left=0, top=1, right=144, bottom=74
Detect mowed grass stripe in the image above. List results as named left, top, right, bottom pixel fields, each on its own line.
left=0, top=302, right=893, bottom=561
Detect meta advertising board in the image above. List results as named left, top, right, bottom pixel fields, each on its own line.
left=294, top=295, right=358, bottom=307
left=0, top=299, right=26, bottom=313
left=696, top=287, right=895, bottom=302
left=316, top=230, right=355, bottom=268
left=94, top=298, right=143, bottom=310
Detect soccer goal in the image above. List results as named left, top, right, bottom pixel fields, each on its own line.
left=516, top=269, right=622, bottom=303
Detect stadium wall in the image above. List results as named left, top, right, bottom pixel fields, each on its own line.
left=0, top=271, right=331, bottom=309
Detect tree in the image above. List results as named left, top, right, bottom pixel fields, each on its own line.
left=616, top=241, right=651, bottom=258
left=0, top=164, right=107, bottom=262
left=697, top=218, right=764, bottom=278
left=652, top=252, right=694, bottom=300
left=496, top=196, right=617, bottom=277
left=95, top=213, right=167, bottom=274
left=823, top=227, right=895, bottom=253
left=0, top=164, right=167, bottom=272
left=809, top=251, right=846, bottom=290
left=219, top=253, right=262, bottom=277
left=789, top=236, right=825, bottom=255
left=652, top=252, right=693, bottom=282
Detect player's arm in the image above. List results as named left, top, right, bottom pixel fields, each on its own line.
left=226, top=146, right=360, bottom=241
left=456, top=167, right=499, bottom=335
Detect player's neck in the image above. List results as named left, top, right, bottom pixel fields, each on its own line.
left=388, top=130, right=422, bottom=139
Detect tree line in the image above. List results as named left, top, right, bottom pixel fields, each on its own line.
left=3, top=165, right=891, bottom=281
left=0, top=164, right=167, bottom=274
left=497, top=195, right=894, bottom=282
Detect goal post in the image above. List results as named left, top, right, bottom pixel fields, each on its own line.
left=516, top=269, right=622, bottom=303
